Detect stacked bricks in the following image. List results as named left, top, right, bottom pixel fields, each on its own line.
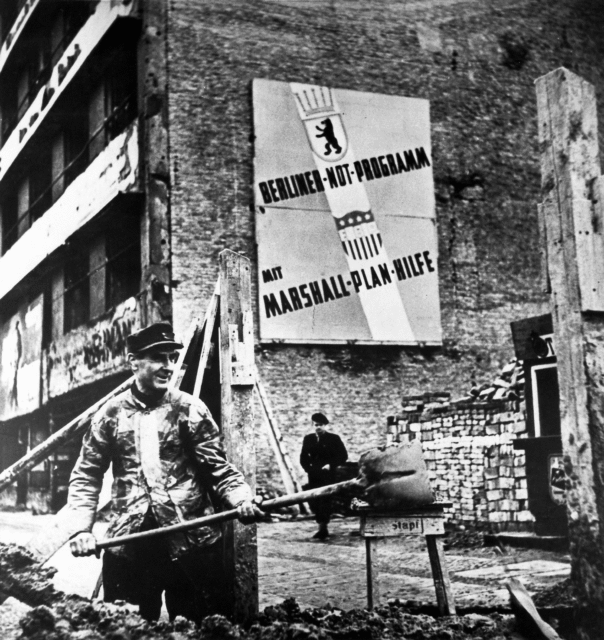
left=387, top=388, right=534, bottom=532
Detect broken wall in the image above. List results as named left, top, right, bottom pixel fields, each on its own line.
left=387, top=393, right=533, bottom=532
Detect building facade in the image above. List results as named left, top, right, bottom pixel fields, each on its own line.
left=0, top=0, right=601, bottom=513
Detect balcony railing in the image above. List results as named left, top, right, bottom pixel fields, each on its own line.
left=2, top=92, right=137, bottom=253
left=0, top=0, right=29, bottom=49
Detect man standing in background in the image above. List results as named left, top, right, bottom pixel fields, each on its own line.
left=300, top=412, right=348, bottom=540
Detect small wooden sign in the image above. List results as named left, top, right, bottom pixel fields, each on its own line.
left=361, top=515, right=444, bottom=537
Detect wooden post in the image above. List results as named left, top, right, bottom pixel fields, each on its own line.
left=219, top=250, right=258, bottom=624
left=425, top=535, right=456, bottom=616
left=365, top=537, right=380, bottom=610
left=536, top=67, right=604, bottom=639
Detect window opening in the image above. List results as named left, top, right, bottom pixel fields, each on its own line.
left=63, top=245, right=89, bottom=333
left=0, top=91, right=136, bottom=254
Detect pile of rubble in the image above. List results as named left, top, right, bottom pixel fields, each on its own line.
left=0, top=543, right=62, bottom=609
left=457, top=359, right=525, bottom=405
left=17, top=596, right=522, bottom=640
left=0, top=539, right=563, bottom=640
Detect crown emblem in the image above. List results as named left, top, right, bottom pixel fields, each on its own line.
left=293, top=86, right=336, bottom=117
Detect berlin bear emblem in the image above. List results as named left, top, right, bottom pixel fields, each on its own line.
left=302, top=113, right=348, bottom=162
left=315, top=118, right=342, bottom=156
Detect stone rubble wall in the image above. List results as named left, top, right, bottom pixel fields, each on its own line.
left=387, top=393, right=534, bottom=532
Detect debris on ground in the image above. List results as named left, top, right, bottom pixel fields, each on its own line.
left=0, top=543, right=62, bottom=608
left=532, top=578, right=577, bottom=610
left=0, top=540, right=576, bottom=639
left=443, top=528, right=485, bottom=550
left=16, top=596, right=522, bottom=640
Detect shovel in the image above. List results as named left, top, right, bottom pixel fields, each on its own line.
left=95, top=441, right=434, bottom=552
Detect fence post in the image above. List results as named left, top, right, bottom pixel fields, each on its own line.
left=536, top=67, right=604, bottom=639
left=219, top=249, right=258, bottom=624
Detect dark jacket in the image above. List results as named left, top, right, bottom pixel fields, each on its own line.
left=300, top=431, right=348, bottom=487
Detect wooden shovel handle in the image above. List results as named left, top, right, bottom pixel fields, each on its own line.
left=96, top=479, right=360, bottom=551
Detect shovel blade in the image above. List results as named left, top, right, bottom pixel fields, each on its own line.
left=359, top=441, right=434, bottom=509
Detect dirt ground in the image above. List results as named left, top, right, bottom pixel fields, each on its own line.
left=0, top=514, right=576, bottom=639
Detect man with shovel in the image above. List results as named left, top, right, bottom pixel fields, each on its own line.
left=66, top=322, right=263, bottom=624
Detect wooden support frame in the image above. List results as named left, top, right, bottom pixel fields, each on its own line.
left=361, top=507, right=456, bottom=616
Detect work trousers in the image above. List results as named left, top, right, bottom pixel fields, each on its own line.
left=307, top=470, right=336, bottom=526
left=103, top=511, right=225, bottom=624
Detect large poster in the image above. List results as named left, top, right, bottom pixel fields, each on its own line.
left=0, top=296, right=43, bottom=421
left=253, top=79, right=442, bottom=344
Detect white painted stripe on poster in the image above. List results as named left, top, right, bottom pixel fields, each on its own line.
left=289, top=82, right=414, bottom=341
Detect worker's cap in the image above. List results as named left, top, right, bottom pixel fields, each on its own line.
left=311, top=412, right=329, bottom=425
left=127, top=322, right=184, bottom=354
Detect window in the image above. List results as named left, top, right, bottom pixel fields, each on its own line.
left=61, top=210, right=141, bottom=334
left=29, top=152, right=52, bottom=223
left=1, top=33, right=51, bottom=144
left=106, top=215, right=141, bottom=310
left=88, top=56, right=137, bottom=164
left=51, top=2, right=94, bottom=68
left=1, top=190, right=18, bottom=252
left=0, top=149, right=52, bottom=252
left=0, top=1, right=94, bottom=146
left=64, top=245, right=90, bottom=333
left=0, top=20, right=138, bottom=248
left=0, top=1, right=21, bottom=47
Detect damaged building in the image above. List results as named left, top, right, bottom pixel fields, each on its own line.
left=0, top=0, right=601, bottom=531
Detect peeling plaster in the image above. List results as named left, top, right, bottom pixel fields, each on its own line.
left=43, top=296, right=141, bottom=399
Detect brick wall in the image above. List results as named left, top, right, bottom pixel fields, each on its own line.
left=166, top=0, right=604, bottom=493
left=387, top=391, right=534, bottom=532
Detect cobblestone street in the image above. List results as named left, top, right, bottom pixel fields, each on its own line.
left=0, top=511, right=570, bottom=625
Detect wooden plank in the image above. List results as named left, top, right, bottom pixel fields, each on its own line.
left=0, top=378, right=132, bottom=494
left=573, top=196, right=604, bottom=311
left=255, top=372, right=307, bottom=513
left=192, top=285, right=220, bottom=399
left=219, top=250, right=258, bottom=624
left=537, top=203, right=551, bottom=294
left=425, top=535, right=456, bottom=616
left=361, top=515, right=444, bottom=537
left=507, top=578, right=562, bottom=640
left=536, top=67, right=604, bottom=638
left=365, top=537, right=379, bottom=610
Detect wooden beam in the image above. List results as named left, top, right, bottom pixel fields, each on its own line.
left=507, top=578, right=561, bottom=640
left=365, top=537, right=379, bottom=610
left=425, top=535, right=456, bottom=616
left=0, top=377, right=132, bottom=494
left=192, top=285, right=220, bottom=399
left=255, top=373, right=308, bottom=513
left=536, top=67, right=604, bottom=639
left=219, top=249, right=258, bottom=624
